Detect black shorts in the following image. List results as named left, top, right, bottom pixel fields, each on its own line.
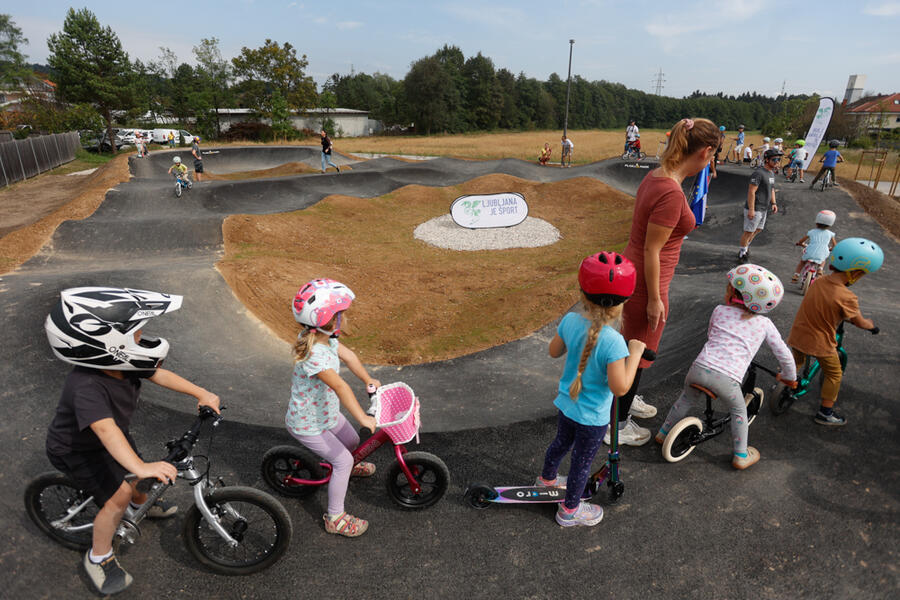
left=46, top=435, right=140, bottom=507
left=193, top=160, right=204, bottom=173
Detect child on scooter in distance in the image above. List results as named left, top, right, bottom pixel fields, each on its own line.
left=287, top=279, right=380, bottom=537
left=655, top=265, right=796, bottom=469
left=536, top=252, right=645, bottom=527
left=786, top=238, right=882, bottom=426
left=791, top=210, right=837, bottom=283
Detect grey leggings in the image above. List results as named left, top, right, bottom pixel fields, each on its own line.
left=661, top=363, right=749, bottom=456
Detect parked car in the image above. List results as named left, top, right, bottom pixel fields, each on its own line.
left=152, top=128, right=194, bottom=144
left=81, top=130, right=127, bottom=152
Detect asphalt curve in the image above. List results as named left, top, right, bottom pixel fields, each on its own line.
left=2, top=147, right=897, bottom=599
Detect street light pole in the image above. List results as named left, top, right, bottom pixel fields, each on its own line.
left=563, top=39, right=574, bottom=139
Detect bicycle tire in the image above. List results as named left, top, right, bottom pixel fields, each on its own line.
left=385, top=451, right=450, bottom=509
left=638, top=151, right=646, bottom=160
left=820, top=173, right=828, bottom=191
left=782, top=165, right=790, bottom=178
left=801, top=270, right=814, bottom=295
left=183, top=486, right=292, bottom=575
left=661, top=417, right=703, bottom=463
left=260, top=445, right=326, bottom=498
left=175, top=180, right=182, bottom=198
left=24, top=471, right=97, bottom=551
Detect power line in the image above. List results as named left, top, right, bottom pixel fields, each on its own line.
left=651, top=68, right=665, bottom=95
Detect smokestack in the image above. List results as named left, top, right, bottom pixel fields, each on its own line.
left=844, top=74, right=867, bottom=105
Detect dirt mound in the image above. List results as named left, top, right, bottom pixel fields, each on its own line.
left=204, top=161, right=331, bottom=180
left=217, top=173, right=634, bottom=365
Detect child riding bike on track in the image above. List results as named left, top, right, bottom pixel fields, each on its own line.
left=808, top=140, right=844, bottom=189
left=785, top=139, right=808, bottom=182
left=536, top=252, right=645, bottom=527
left=791, top=210, right=837, bottom=283
left=287, top=279, right=380, bottom=537
left=167, top=156, right=189, bottom=183
left=786, top=238, right=883, bottom=426
left=654, top=265, right=796, bottom=469
left=43, top=287, right=220, bottom=596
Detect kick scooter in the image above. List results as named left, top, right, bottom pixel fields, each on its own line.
left=464, top=349, right=656, bottom=509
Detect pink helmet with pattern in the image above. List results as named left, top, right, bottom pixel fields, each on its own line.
left=292, top=279, right=355, bottom=333
left=726, top=264, right=783, bottom=314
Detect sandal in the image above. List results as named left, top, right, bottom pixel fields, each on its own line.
left=323, top=512, right=369, bottom=537
left=351, top=461, right=376, bottom=477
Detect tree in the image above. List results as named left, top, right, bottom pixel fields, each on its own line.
left=193, top=37, right=232, bottom=138
left=270, top=90, right=293, bottom=140
left=462, top=53, right=502, bottom=130
left=401, top=56, right=456, bottom=134
left=231, top=39, right=316, bottom=113
left=47, top=8, right=135, bottom=154
left=0, top=14, right=30, bottom=86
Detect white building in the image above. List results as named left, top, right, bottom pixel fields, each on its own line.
left=215, top=107, right=382, bottom=137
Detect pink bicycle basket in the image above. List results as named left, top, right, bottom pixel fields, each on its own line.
left=373, top=382, right=420, bottom=445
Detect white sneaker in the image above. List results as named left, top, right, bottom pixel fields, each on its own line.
left=603, top=416, right=651, bottom=446
left=628, top=395, right=657, bottom=418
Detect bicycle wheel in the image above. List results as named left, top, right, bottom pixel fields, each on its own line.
left=187, top=180, right=193, bottom=190
left=769, top=382, right=795, bottom=415
left=260, top=445, right=325, bottom=498
left=745, top=387, right=765, bottom=425
left=820, top=173, right=828, bottom=191
left=385, top=451, right=450, bottom=509
left=24, top=472, right=97, bottom=551
left=638, top=151, right=646, bottom=160
left=661, top=417, right=703, bottom=463
left=782, top=165, right=790, bottom=178
left=175, top=180, right=182, bottom=198
left=183, top=486, right=292, bottom=576
left=801, top=270, right=815, bottom=295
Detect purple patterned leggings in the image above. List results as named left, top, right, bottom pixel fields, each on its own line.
left=289, top=414, right=359, bottom=515
left=541, top=411, right=608, bottom=509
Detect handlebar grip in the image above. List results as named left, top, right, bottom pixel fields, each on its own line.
left=870, top=326, right=879, bottom=335
left=641, top=348, right=657, bottom=362
left=366, top=383, right=377, bottom=398
left=135, top=478, right=159, bottom=494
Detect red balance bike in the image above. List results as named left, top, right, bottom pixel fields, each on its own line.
left=261, top=383, right=449, bottom=509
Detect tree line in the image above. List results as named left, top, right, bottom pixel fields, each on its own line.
left=1, top=10, right=865, bottom=150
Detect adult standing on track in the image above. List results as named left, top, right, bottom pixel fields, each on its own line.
left=561, top=134, right=574, bottom=168
left=737, top=148, right=782, bottom=262
left=191, top=137, right=203, bottom=183
left=320, top=130, right=341, bottom=173
left=609, top=117, right=721, bottom=446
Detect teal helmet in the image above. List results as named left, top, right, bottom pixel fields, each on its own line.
left=829, top=238, right=883, bottom=276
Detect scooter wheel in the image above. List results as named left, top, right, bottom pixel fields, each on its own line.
left=464, top=482, right=497, bottom=509
left=661, top=417, right=703, bottom=463
left=607, top=480, right=625, bottom=504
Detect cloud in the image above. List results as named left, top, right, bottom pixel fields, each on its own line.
left=644, top=0, right=771, bottom=52
left=863, top=2, right=900, bottom=16
left=440, top=5, right=526, bottom=29
left=336, top=21, right=363, bottom=31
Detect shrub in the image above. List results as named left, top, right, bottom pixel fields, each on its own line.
left=221, top=121, right=274, bottom=142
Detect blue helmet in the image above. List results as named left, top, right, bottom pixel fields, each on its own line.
left=829, top=238, right=883, bottom=275
left=719, top=125, right=726, bottom=131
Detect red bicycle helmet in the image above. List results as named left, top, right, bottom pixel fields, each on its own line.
left=578, top=251, right=636, bottom=306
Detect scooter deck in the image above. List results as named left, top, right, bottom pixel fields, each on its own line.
left=491, top=485, right=567, bottom=503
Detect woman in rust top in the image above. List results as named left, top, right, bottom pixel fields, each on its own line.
left=611, top=117, right=721, bottom=446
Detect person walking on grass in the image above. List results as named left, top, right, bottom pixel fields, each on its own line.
left=320, top=130, right=341, bottom=173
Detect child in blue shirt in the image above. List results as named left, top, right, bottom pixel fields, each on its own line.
left=536, top=252, right=645, bottom=527
left=792, top=210, right=837, bottom=282
left=808, top=140, right=844, bottom=188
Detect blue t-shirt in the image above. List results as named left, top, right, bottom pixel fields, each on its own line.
left=823, top=149, right=841, bottom=168
left=802, top=228, right=836, bottom=263
left=737, top=132, right=745, bottom=145
left=553, top=312, right=629, bottom=427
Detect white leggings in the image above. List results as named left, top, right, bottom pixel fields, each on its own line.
left=289, top=414, right=360, bottom=515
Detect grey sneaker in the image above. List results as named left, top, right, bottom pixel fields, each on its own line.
left=628, top=395, right=657, bottom=418
left=556, top=502, right=604, bottom=527
left=146, top=499, right=178, bottom=519
left=83, top=552, right=133, bottom=595
left=814, top=410, right=846, bottom=426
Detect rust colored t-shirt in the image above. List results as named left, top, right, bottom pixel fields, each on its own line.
left=621, top=170, right=695, bottom=367
left=623, top=170, right=696, bottom=297
left=787, top=272, right=860, bottom=356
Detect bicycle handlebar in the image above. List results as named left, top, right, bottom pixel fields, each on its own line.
left=163, top=406, right=222, bottom=464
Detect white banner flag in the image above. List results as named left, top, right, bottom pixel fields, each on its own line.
left=801, top=97, right=835, bottom=170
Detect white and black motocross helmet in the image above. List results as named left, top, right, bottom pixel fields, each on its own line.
left=45, top=287, right=182, bottom=370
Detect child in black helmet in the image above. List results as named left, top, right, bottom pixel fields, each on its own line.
left=44, top=287, right=219, bottom=596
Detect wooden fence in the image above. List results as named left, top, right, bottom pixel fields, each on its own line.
left=0, top=132, right=80, bottom=186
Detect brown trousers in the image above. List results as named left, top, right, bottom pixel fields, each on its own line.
left=791, top=348, right=843, bottom=407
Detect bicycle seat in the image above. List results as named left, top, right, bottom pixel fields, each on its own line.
left=689, top=383, right=717, bottom=400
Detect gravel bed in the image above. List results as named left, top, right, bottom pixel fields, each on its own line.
left=413, top=214, right=560, bottom=250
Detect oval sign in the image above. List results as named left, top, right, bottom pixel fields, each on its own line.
left=450, top=192, right=528, bottom=229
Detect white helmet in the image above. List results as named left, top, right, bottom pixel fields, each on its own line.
left=45, top=287, right=182, bottom=370
left=292, top=279, right=354, bottom=335
left=774, top=138, right=783, bottom=144
left=173, top=156, right=181, bottom=164
left=815, top=210, right=836, bottom=226
left=763, top=137, right=771, bottom=143
left=726, top=264, right=784, bottom=314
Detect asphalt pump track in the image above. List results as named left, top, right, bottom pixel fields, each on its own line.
left=2, top=146, right=897, bottom=598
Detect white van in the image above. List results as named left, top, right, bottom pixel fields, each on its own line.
left=152, top=128, right=194, bottom=144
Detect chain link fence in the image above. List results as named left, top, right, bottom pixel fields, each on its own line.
left=0, top=132, right=81, bottom=187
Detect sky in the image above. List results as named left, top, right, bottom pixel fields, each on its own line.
left=10, top=0, right=900, bottom=100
